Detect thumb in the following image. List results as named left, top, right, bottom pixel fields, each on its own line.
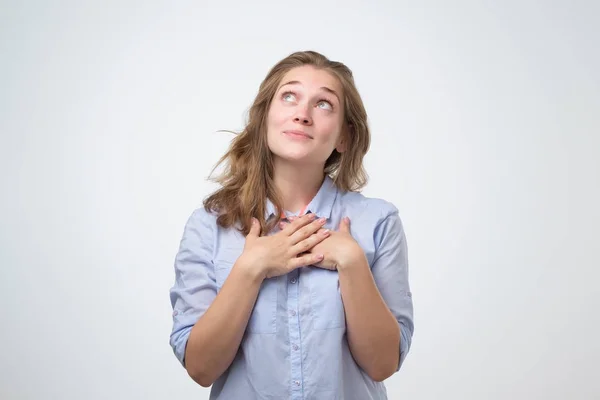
left=247, top=217, right=261, bottom=239
left=339, top=216, right=351, bottom=233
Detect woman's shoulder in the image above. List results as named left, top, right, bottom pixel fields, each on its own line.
left=185, top=205, right=245, bottom=237
left=183, top=205, right=220, bottom=232
left=337, top=190, right=400, bottom=220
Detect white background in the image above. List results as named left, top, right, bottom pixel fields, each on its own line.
left=1, top=1, right=599, bottom=399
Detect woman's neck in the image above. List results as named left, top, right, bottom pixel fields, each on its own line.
left=272, top=158, right=324, bottom=214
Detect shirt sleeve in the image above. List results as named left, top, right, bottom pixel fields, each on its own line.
left=370, top=208, right=415, bottom=372
left=169, top=207, right=218, bottom=368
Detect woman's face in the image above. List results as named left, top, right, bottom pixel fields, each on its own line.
left=266, top=65, right=347, bottom=167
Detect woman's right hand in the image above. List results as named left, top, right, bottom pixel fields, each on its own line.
left=237, top=213, right=330, bottom=280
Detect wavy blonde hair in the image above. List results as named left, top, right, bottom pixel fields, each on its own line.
left=204, top=50, right=370, bottom=235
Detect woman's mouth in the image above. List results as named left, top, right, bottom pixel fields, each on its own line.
left=283, top=130, right=313, bottom=140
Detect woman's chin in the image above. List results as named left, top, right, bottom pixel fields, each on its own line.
left=272, top=152, right=314, bottom=165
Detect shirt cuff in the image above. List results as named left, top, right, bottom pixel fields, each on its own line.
left=397, top=322, right=412, bottom=371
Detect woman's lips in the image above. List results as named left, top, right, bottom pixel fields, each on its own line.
left=283, top=130, right=313, bottom=140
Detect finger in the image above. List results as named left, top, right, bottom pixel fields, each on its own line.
left=246, top=217, right=261, bottom=239
left=279, top=219, right=299, bottom=229
left=280, top=213, right=316, bottom=235
left=289, top=253, right=324, bottom=270
left=289, top=216, right=327, bottom=244
left=339, top=216, right=351, bottom=233
left=291, top=228, right=330, bottom=254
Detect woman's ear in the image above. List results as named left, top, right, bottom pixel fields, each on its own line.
left=335, top=123, right=352, bottom=153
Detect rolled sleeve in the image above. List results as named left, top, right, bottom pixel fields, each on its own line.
left=370, top=208, right=415, bottom=372
left=169, top=208, right=218, bottom=368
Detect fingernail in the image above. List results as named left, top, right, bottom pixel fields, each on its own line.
left=316, top=254, right=324, bottom=260
left=318, top=217, right=326, bottom=223
left=322, top=229, right=330, bottom=235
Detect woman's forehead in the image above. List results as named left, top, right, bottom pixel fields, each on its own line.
left=279, top=66, right=343, bottom=94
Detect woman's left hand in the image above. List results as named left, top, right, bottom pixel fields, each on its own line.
left=280, top=216, right=364, bottom=270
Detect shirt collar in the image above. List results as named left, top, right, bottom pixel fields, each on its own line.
left=265, top=175, right=338, bottom=220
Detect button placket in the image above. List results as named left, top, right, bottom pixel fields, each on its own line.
left=287, top=270, right=303, bottom=397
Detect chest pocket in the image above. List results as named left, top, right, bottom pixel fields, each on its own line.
left=213, top=253, right=278, bottom=334
left=305, top=267, right=346, bottom=330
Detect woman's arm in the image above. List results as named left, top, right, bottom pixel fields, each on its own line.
left=335, top=212, right=414, bottom=381
left=181, top=214, right=329, bottom=387
left=169, top=209, right=262, bottom=387
left=338, top=255, right=401, bottom=382
left=184, top=263, right=263, bottom=387
left=285, top=212, right=414, bottom=380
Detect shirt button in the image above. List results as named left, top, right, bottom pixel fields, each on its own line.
left=290, top=310, right=296, bottom=316
left=293, top=344, right=299, bottom=350
left=294, top=380, right=300, bottom=386
left=290, top=277, right=297, bottom=284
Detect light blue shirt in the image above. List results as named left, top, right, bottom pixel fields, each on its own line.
left=169, top=176, right=414, bottom=399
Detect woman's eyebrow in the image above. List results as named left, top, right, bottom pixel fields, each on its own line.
left=278, top=80, right=340, bottom=103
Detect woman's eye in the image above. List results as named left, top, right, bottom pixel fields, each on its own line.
left=317, top=100, right=333, bottom=111
left=282, top=92, right=296, bottom=102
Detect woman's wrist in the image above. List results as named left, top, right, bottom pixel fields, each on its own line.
left=233, top=255, right=266, bottom=283
left=335, top=247, right=368, bottom=272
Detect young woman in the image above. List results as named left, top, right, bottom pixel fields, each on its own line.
left=169, top=50, right=414, bottom=400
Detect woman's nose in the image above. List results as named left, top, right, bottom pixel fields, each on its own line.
left=293, top=115, right=312, bottom=125
left=293, top=106, right=312, bottom=125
